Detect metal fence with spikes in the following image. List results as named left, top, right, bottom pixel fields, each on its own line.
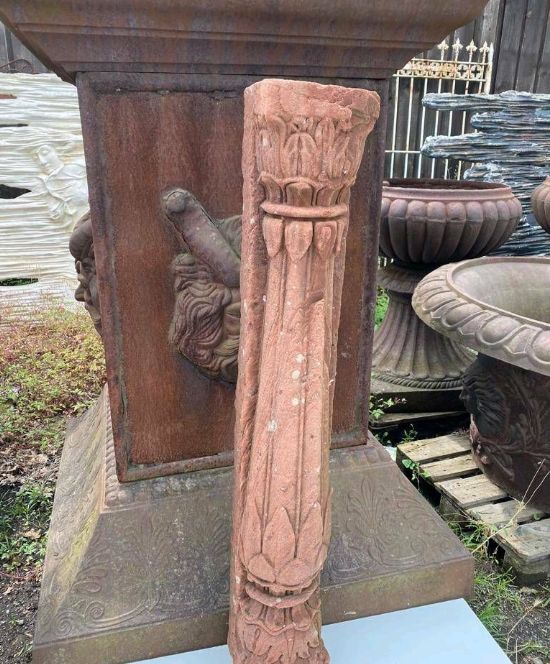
left=385, top=38, right=494, bottom=181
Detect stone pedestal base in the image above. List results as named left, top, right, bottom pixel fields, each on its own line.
left=33, top=390, right=473, bottom=664
left=372, top=265, right=474, bottom=412
left=370, top=376, right=464, bottom=414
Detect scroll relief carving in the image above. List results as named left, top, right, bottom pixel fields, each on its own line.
left=162, top=189, right=242, bottom=383
left=229, top=79, right=379, bottom=664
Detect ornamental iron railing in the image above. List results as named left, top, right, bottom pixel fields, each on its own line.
left=385, top=38, right=494, bottom=180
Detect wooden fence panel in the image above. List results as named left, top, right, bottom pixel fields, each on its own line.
left=493, top=0, right=550, bottom=93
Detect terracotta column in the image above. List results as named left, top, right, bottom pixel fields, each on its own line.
left=230, top=79, right=379, bottom=663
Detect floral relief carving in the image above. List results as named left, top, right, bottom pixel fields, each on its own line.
left=229, top=79, right=379, bottom=664
left=462, top=354, right=550, bottom=509
left=36, top=390, right=232, bottom=646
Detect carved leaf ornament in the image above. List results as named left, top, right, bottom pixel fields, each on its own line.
left=229, top=80, right=379, bottom=664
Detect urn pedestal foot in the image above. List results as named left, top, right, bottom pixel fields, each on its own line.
left=33, top=390, right=473, bottom=664
left=372, top=264, right=475, bottom=413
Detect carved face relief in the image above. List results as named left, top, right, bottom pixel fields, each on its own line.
left=69, top=212, right=102, bottom=334
left=162, top=189, right=242, bottom=383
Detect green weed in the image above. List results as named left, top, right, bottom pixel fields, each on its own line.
left=0, top=307, right=105, bottom=451
left=374, top=287, right=389, bottom=329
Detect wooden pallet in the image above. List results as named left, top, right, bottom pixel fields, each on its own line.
left=397, top=432, right=550, bottom=584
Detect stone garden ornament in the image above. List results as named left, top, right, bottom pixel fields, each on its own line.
left=372, top=179, right=520, bottom=410
left=229, top=79, right=379, bottom=663
left=413, top=256, right=550, bottom=511
left=0, top=1, right=490, bottom=661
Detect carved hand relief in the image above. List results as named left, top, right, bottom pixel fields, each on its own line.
left=229, top=79, right=379, bottom=664
left=162, top=190, right=242, bottom=382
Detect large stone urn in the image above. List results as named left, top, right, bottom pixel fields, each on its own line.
left=532, top=176, right=550, bottom=234
left=372, top=179, right=521, bottom=411
left=413, top=256, right=550, bottom=511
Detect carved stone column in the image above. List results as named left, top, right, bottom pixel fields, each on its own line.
left=229, top=79, right=379, bottom=663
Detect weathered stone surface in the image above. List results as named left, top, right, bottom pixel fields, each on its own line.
left=229, top=79, right=380, bottom=664
left=162, top=189, right=241, bottom=383
left=372, top=264, right=475, bottom=391
left=379, top=179, right=521, bottom=265
left=373, top=179, right=519, bottom=397
left=463, top=355, right=550, bottom=511
left=413, top=256, right=550, bottom=511
left=33, top=389, right=473, bottom=664
left=69, top=211, right=102, bottom=334
left=532, top=177, right=550, bottom=235
left=0, top=1, right=490, bottom=81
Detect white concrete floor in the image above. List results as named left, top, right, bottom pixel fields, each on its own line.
left=133, top=599, right=510, bottom=664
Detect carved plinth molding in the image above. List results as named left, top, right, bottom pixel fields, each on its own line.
left=229, top=79, right=379, bottom=663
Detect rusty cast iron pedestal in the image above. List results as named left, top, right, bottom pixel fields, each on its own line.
left=0, top=2, right=491, bottom=662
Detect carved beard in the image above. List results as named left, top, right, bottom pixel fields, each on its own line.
left=170, top=251, right=240, bottom=383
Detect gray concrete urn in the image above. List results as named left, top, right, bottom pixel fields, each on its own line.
left=413, top=256, right=550, bottom=511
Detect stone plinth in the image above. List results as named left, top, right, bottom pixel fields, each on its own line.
left=34, top=389, right=473, bottom=664
left=0, top=0, right=489, bottom=480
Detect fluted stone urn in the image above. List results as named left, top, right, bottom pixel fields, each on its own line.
left=372, top=179, right=521, bottom=412
left=413, top=256, right=550, bottom=511
left=532, top=176, right=550, bottom=233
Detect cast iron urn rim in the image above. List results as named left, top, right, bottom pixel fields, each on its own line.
left=412, top=255, right=550, bottom=377
left=380, top=178, right=522, bottom=265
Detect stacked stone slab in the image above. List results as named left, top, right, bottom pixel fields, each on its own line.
left=422, top=91, right=550, bottom=256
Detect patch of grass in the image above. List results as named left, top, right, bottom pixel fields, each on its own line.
left=0, top=482, right=53, bottom=572
left=447, top=514, right=550, bottom=660
left=0, top=307, right=105, bottom=451
left=374, top=287, right=389, bottom=329
left=0, top=307, right=105, bottom=573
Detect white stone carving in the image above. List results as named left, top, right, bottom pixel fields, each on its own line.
left=0, top=73, right=88, bottom=322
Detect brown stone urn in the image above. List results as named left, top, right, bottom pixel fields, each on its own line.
left=413, top=256, right=550, bottom=511
left=532, top=176, right=550, bottom=233
left=372, top=179, right=521, bottom=410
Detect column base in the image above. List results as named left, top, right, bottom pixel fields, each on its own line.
left=33, top=390, right=473, bottom=664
